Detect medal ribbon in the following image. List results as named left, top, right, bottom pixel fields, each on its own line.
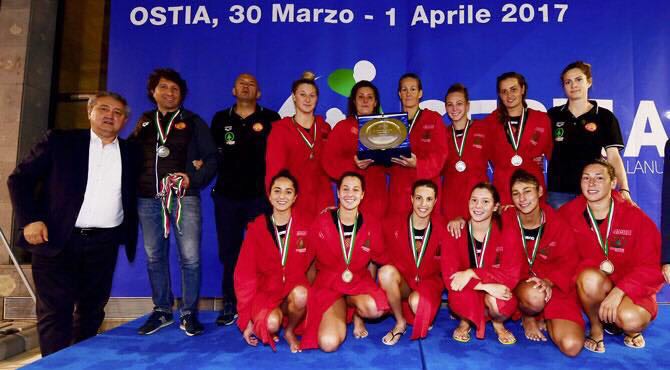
left=516, top=211, right=545, bottom=272
left=468, top=221, right=491, bottom=268
left=271, top=216, right=292, bottom=267
left=292, top=117, right=316, bottom=150
left=157, top=173, right=186, bottom=238
left=155, top=109, right=181, bottom=145
left=506, top=108, right=527, bottom=154
left=452, top=120, right=471, bottom=160
left=408, top=108, right=422, bottom=134
left=586, top=200, right=614, bottom=259
left=409, top=216, right=432, bottom=270
left=337, top=210, right=358, bottom=268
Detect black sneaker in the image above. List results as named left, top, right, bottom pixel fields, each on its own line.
left=138, top=311, right=174, bottom=335
left=180, top=313, right=204, bottom=336
left=216, top=302, right=238, bottom=326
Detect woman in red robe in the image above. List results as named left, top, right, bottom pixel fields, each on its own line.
left=483, top=72, right=552, bottom=205
left=322, top=81, right=387, bottom=219
left=387, top=73, right=448, bottom=216
left=442, top=182, right=521, bottom=344
left=265, top=72, right=332, bottom=222
left=234, top=170, right=312, bottom=352
left=377, top=179, right=445, bottom=345
left=441, top=83, right=492, bottom=221
left=507, top=169, right=584, bottom=357
left=560, top=160, right=664, bottom=353
left=301, top=172, right=389, bottom=352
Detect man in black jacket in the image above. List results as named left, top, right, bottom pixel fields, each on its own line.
left=131, top=68, right=217, bottom=336
left=7, top=91, right=138, bottom=356
left=210, top=73, right=280, bottom=325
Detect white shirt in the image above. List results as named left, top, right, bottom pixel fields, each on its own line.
left=74, top=130, right=124, bottom=228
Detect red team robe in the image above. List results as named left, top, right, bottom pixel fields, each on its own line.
left=321, top=117, right=388, bottom=219
left=265, top=116, right=333, bottom=221
left=441, top=120, right=492, bottom=221
left=559, top=193, right=664, bottom=319
left=234, top=213, right=313, bottom=350
left=301, top=211, right=389, bottom=350
left=484, top=109, right=553, bottom=205
left=502, top=205, right=584, bottom=327
left=387, top=109, right=448, bottom=216
left=382, top=215, right=446, bottom=340
left=442, top=222, right=523, bottom=339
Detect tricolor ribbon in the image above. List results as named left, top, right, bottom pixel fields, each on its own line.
left=157, top=173, right=186, bottom=238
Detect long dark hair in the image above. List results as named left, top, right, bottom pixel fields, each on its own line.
left=347, top=81, right=381, bottom=116
left=496, top=72, right=528, bottom=125
left=470, top=182, right=502, bottom=229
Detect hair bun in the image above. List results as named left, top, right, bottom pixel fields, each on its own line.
left=301, top=71, right=316, bottom=81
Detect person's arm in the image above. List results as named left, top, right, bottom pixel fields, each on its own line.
left=7, top=131, right=55, bottom=240
left=661, top=140, right=670, bottom=282
left=234, top=223, right=259, bottom=333
left=321, top=119, right=359, bottom=180
left=187, top=117, right=218, bottom=190
left=605, top=147, right=632, bottom=201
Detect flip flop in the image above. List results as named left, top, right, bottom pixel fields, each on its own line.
left=496, top=328, right=517, bottom=345
left=381, top=329, right=406, bottom=346
left=624, top=333, right=645, bottom=349
left=354, top=330, right=369, bottom=339
left=584, top=336, right=605, bottom=353
left=452, top=327, right=471, bottom=343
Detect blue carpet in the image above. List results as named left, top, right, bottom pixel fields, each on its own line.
left=24, top=307, right=669, bottom=370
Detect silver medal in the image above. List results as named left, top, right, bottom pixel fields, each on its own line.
left=157, top=145, right=170, bottom=158
left=455, top=160, right=467, bottom=172
left=511, top=154, right=523, bottom=167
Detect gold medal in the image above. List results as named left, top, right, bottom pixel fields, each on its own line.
left=600, top=259, right=614, bottom=275
left=342, top=269, right=353, bottom=283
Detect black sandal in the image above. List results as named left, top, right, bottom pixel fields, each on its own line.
left=381, top=329, right=406, bottom=346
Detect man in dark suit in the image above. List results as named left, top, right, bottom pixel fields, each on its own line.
left=7, top=91, right=138, bottom=356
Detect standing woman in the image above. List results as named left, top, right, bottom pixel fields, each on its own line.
left=547, top=61, right=632, bottom=208
left=322, top=81, right=388, bottom=219
left=378, top=180, right=447, bottom=345
left=485, top=72, right=553, bottom=205
left=266, top=72, right=332, bottom=222
left=507, top=169, right=584, bottom=357
left=442, top=83, right=492, bottom=221
left=234, top=170, right=312, bottom=353
left=301, top=172, right=389, bottom=352
left=388, top=73, right=448, bottom=216
left=442, top=183, right=521, bottom=344
left=560, top=160, right=663, bottom=353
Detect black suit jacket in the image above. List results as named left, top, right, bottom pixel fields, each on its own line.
left=7, top=129, right=139, bottom=261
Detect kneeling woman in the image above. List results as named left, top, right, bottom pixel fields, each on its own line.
left=378, top=179, right=446, bottom=345
left=507, top=169, right=584, bottom=357
left=560, top=160, right=664, bottom=353
left=234, top=170, right=312, bottom=352
left=301, top=172, right=389, bottom=352
left=442, top=183, right=521, bottom=344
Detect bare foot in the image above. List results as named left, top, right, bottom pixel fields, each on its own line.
left=381, top=321, right=407, bottom=346
left=537, top=319, right=547, bottom=332
left=353, top=315, right=368, bottom=339
left=522, top=316, right=547, bottom=342
left=452, top=320, right=471, bottom=343
left=492, top=321, right=516, bottom=345
left=284, top=330, right=301, bottom=353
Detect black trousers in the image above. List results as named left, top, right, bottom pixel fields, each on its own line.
left=31, top=228, right=120, bottom=356
left=213, top=193, right=267, bottom=304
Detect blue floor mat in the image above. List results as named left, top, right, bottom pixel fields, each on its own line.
left=24, top=306, right=670, bottom=369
